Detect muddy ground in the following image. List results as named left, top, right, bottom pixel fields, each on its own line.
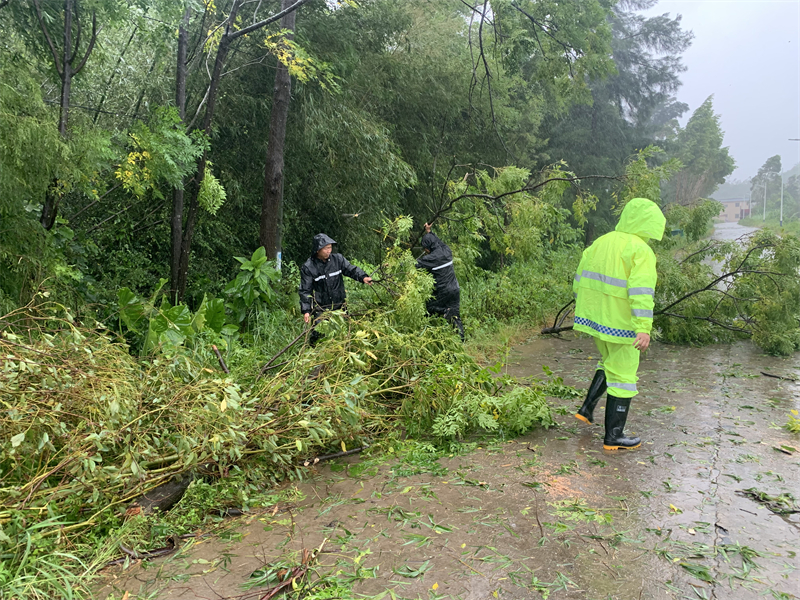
left=100, top=333, right=800, bottom=600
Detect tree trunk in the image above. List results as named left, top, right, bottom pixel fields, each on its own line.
left=176, top=0, right=241, bottom=300
left=41, top=0, right=74, bottom=230
left=34, top=0, right=97, bottom=230
left=170, top=6, right=190, bottom=301
left=259, top=0, right=297, bottom=268
left=58, top=0, right=73, bottom=137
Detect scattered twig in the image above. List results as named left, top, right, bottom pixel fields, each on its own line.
left=212, top=344, right=229, bottom=374
left=760, top=371, right=797, bottom=382
left=260, top=359, right=290, bottom=373
left=256, top=538, right=326, bottom=600
left=533, top=493, right=544, bottom=539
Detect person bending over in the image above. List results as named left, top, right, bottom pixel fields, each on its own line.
left=416, top=223, right=465, bottom=341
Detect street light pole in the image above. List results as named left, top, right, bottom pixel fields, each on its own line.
left=780, top=173, right=784, bottom=227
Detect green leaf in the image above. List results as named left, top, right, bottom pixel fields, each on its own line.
left=191, top=294, right=209, bottom=333
left=252, top=246, right=266, bottom=262
left=221, top=324, right=239, bottom=336
left=204, top=298, right=226, bottom=333
left=10, top=432, right=25, bottom=448
left=142, top=304, right=193, bottom=354
left=118, top=288, right=145, bottom=332
left=393, top=560, right=431, bottom=578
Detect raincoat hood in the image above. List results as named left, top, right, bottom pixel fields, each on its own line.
left=421, top=232, right=444, bottom=252
left=312, top=233, right=337, bottom=254
left=615, top=197, right=666, bottom=241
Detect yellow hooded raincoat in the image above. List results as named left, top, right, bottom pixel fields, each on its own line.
left=572, top=198, right=666, bottom=397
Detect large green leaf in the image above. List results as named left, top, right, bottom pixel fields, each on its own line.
left=142, top=304, right=193, bottom=355
left=192, top=294, right=226, bottom=334
left=118, top=288, right=146, bottom=332
left=204, top=298, right=226, bottom=333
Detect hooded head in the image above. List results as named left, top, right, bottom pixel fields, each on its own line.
left=312, top=233, right=336, bottom=256
left=616, top=197, right=666, bottom=241
left=420, top=232, right=443, bottom=252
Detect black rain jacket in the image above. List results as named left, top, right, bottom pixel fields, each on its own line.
left=299, top=251, right=368, bottom=314
left=416, top=232, right=460, bottom=314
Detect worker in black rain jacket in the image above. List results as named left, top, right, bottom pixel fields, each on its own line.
left=299, top=233, right=372, bottom=343
left=416, top=223, right=465, bottom=340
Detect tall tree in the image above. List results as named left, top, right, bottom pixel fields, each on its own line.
left=173, top=0, right=312, bottom=299
left=31, top=0, right=99, bottom=229
left=750, top=155, right=782, bottom=219
left=667, top=96, right=735, bottom=205
left=259, top=0, right=298, bottom=266
left=539, top=0, right=693, bottom=240
left=169, top=5, right=191, bottom=299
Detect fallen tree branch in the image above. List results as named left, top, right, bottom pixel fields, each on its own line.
left=302, top=446, right=366, bottom=467
left=541, top=324, right=574, bottom=335
left=541, top=299, right=576, bottom=335
left=658, top=312, right=752, bottom=334
left=258, top=326, right=314, bottom=377
left=678, top=241, right=717, bottom=265
left=542, top=240, right=785, bottom=336
left=116, top=536, right=178, bottom=563
left=411, top=172, right=623, bottom=248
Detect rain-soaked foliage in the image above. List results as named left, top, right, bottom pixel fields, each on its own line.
left=1, top=0, right=798, bottom=597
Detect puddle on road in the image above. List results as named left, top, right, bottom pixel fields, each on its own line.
left=100, top=334, right=799, bottom=600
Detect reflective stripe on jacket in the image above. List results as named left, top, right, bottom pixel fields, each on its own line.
left=573, top=197, right=665, bottom=344
left=299, top=253, right=367, bottom=314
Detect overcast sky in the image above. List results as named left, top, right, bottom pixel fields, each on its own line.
left=642, top=0, right=800, bottom=181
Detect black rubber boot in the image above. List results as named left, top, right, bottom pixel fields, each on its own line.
left=452, top=316, right=465, bottom=342
left=603, top=394, right=641, bottom=450
left=575, top=370, right=607, bottom=424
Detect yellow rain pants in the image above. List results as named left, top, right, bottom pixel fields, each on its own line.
left=594, top=339, right=640, bottom=398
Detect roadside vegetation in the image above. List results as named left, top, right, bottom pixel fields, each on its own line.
left=1, top=1, right=799, bottom=598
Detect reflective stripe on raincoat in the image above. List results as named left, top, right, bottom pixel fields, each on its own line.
left=573, top=197, right=666, bottom=344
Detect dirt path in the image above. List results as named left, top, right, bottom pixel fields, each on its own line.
left=100, top=335, right=799, bottom=600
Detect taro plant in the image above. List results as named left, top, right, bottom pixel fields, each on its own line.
left=224, top=246, right=281, bottom=326
left=118, top=279, right=225, bottom=355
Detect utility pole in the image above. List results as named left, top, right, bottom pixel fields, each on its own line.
left=762, top=170, right=780, bottom=223
left=789, top=140, right=800, bottom=227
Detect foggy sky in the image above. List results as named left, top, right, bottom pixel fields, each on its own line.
left=643, top=0, right=800, bottom=181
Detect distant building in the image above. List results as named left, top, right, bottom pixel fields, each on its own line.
left=716, top=198, right=749, bottom=222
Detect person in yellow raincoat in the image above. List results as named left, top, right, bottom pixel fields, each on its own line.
left=572, top=197, right=666, bottom=450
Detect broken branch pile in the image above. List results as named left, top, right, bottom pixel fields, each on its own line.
left=0, top=303, right=555, bottom=596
